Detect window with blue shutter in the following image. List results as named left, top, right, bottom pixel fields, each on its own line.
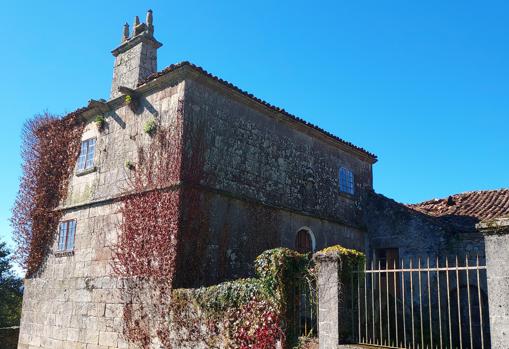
left=339, top=167, right=355, bottom=195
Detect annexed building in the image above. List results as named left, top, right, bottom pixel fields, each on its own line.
left=364, top=189, right=509, bottom=263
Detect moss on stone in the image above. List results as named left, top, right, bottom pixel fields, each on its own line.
left=318, top=244, right=364, bottom=259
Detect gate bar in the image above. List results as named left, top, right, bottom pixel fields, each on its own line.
left=446, top=257, right=453, bottom=349
left=418, top=257, right=424, bottom=349
left=427, top=257, right=433, bottom=349
left=455, top=256, right=463, bottom=349
left=402, top=259, right=407, bottom=348
left=437, top=256, right=443, bottom=349
left=476, top=255, right=484, bottom=349
left=393, top=259, right=399, bottom=347
left=410, top=258, right=415, bottom=349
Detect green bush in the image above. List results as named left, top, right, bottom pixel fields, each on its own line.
left=171, top=248, right=312, bottom=348
left=94, top=115, right=106, bottom=130
left=143, top=117, right=157, bottom=135
left=0, top=242, right=23, bottom=327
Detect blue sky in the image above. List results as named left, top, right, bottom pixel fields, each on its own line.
left=0, top=1, right=507, bottom=249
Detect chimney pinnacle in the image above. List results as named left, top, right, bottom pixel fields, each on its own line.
left=110, top=10, right=162, bottom=99
left=146, top=9, right=153, bottom=34
left=122, top=23, right=129, bottom=43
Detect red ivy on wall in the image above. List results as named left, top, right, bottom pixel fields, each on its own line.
left=113, top=100, right=187, bottom=348
left=11, top=111, right=85, bottom=276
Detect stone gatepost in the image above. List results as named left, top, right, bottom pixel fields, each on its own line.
left=314, top=246, right=363, bottom=349
left=477, top=217, right=509, bottom=349
left=315, top=252, right=339, bottom=349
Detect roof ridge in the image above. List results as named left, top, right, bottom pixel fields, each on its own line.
left=409, top=188, right=509, bottom=206
left=138, top=61, right=377, bottom=161
left=407, top=188, right=509, bottom=224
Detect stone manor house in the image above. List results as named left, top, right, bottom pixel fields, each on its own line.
left=17, top=10, right=509, bottom=349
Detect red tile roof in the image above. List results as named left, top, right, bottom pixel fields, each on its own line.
left=139, top=61, right=377, bottom=161
left=408, top=189, right=509, bottom=223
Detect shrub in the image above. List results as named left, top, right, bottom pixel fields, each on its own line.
left=143, top=117, right=157, bottom=135
left=170, top=248, right=311, bottom=348
left=95, top=115, right=106, bottom=130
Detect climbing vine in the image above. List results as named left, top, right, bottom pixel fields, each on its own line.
left=112, top=100, right=184, bottom=348
left=11, top=110, right=85, bottom=276
left=170, top=248, right=310, bottom=348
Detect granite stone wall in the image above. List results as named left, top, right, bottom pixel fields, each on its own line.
left=174, top=190, right=365, bottom=288
left=361, top=191, right=486, bottom=261
left=172, top=78, right=373, bottom=287
left=110, top=41, right=158, bottom=99
left=183, top=78, right=373, bottom=227
left=17, top=202, right=128, bottom=349
left=18, top=83, right=184, bottom=349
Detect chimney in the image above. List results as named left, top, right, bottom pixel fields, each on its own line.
left=110, top=10, right=162, bottom=99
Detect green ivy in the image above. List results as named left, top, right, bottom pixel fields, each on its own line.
left=143, top=117, right=157, bottom=135
left=171, top=248, right=312, bottom=348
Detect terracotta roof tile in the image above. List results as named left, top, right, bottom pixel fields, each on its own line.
left=139, top=61, right=377, bottom=161
left=408, top=189, right=509, bottom=231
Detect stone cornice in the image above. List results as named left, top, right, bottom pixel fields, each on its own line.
left=111, top=32, right=162, bottom=57
left=477, top=217, right=509, bottom=235
left=56, top=182, right=364, bottom=231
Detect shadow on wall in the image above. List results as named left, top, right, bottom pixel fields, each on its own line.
left=361, top=190, right=487, bottom=258
left=0, top=327, right=19, bottom=349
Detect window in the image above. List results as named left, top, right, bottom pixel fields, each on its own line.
left=77, top=138, right=96, bottom=171
left=58, top=220, right=77, bottom=251
left=339, top=167, right=354, bottom=194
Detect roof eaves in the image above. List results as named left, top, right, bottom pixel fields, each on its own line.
left=139, top=61, right=378, bottom=162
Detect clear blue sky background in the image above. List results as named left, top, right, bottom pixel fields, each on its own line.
left=0, top=1, right=507, bottom=250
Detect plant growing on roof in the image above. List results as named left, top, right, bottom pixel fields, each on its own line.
left=95, top=115, right=106, bottom=130
left=143, top=117, right=157, bottom=135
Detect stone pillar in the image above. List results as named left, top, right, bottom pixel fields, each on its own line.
left=315, top=253, right=339, bottom=349
left=315, top=247, right=360, bottom=348
left=478, top=218, right=509, bottom=349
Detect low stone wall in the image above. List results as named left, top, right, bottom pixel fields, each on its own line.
left=0, top=327, right=19, bottom=349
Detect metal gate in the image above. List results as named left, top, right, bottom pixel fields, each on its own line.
left=292, top=279, right=318, bottom=338
left=351, top=255, right=490, bottom=349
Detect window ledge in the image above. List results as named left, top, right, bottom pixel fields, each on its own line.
left=76, top=166, right=97, bottom=176
left=54, top=250, right=74, bottom=258
left=339, top=191, right=356, bottom=200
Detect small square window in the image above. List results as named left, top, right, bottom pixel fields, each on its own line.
left=77, top=138, right=96, bottom=171
left=58, top=220, right=76, bottom=251
left=339, top=167, right=355, bottom=195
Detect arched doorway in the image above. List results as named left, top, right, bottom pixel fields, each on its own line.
left=295, top=228, right=315, bottom=253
